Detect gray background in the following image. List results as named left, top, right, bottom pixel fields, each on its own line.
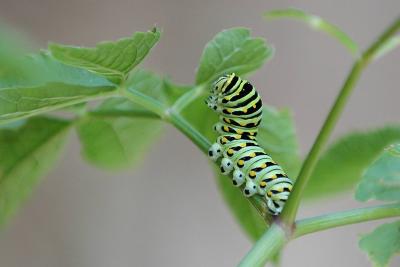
left=0, top=0, right=399, bottom=266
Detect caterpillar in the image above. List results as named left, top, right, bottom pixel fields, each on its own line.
left=206, top=73, right=293, bottom=215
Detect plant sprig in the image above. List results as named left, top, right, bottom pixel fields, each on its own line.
left=0, top=10, right=399, bottom=267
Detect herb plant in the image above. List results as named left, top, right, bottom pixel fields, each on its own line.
left=0, top=8, right=399, bottom=267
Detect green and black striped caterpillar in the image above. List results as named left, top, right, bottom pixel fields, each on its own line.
left=206, top=73, right=293, bottom=215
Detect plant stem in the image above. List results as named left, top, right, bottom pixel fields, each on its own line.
left=120, top=87, right=167, bottom=118
left=172, top=85, right=206, bottom=112
left=280, top=15, right=400, bottom=226
left=89, top=109, right=160, bottom=119
left=240, top=15, right=400, bottom=266
left=238, top=224, right=287, bottom=267
left=294, top=203, right=400, bottom=238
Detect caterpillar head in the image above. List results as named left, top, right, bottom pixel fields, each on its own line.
left=205, top=95, right=218, bottom=111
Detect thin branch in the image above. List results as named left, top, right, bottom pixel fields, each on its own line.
left=88, top=109, right=160, bottom=119
left=280, top=15, right=400, bottom=225
left=239, top=15, right=400, bottom=266
left=238, top=224, right=287, bottom=267
left=294, top=203, right=400, bottom=238
left=172, top=85, right=206, bottom=112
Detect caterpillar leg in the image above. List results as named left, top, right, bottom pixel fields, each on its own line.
left=243, top=180, right=257, bottom=197
left=220, top=157, right=233, bottom=175
left=267, top=198, right=281, bottom=216
left=208, top=143, right=222, bottom=161
left=232, top=169, right=245, bottom=186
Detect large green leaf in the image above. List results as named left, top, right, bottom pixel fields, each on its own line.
left=77, top=115, right=163, bottom=170
left=0, top=83, right=115, bottom=123
left=356, top=144, right=400, bottom=202
left=214, top=167, right=267, bottom=241
left=304, top=126, right=400, bottom=199
left=359, top=220, right=400, bottom=267
left=257, top=107, right=300, bottom=178
left=195, top=28, right=272, bottom=85
left=0, top=117, right=71, bottom=225
left=77, top=69, right=172, bottom=170
left=49, top=28, right=161, bottom=84
left=0, top=53, right=116, bottom=124
left=0, top=28, right=34, bottom=86
left=264, top=8, right=359, bottom=57
left=126, top=69, right=189, bottom=108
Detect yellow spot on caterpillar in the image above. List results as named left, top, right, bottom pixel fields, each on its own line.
left=223, top=126, right=229, bottom=132
left=261, top=163, right=267, bottom=168
left=250, top=152, right=256, bottom=157
left=271, top=174, right=277, bottom=179
left=252, top=104, right=256, bottom=108
left=222, top=137, right=228, bottom=143
left=228, top=149, right=234, bottom=155
left=227, top=108, right=233, bottom=113
left=267, top=191, right=272, bottom=197
left=250, top=171, right=256, bottom=177
left=224, top=118, right=231, bottom=123
left=235, top=135, right=240, bottom=140
left=237, top=129, right=243, bottom=134
left=240, top=143, right=246, bottom=148
left=260, top=181, right=267, bottom=187
left=243, top=109, right=248, bottom=113
left=238, top=160, right=244, bottom=166
left=239, top=122, right=246, bottom=126
left=278, top=188, right=284, bottom=192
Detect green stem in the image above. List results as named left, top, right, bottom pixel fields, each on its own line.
left=172, top=85, right=206, bottom=112
left=238, top=224, right=287, bottom=267
left=294, top=203, right=400, bottom=238
left=88, top=109, right=160, bottom=119
left=240, top=15, right=400, bottom=266
left=280, top=15, right=400, bottom=225
left=120, top=87, right=167, bottom=118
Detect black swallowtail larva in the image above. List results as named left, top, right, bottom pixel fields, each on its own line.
left=206, top=73, right=293, bottom=215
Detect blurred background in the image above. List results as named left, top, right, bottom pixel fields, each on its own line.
left=0, top=0, right=399, bottom=266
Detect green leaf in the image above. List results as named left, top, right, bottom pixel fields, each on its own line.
left=304, top=126, right=400, bottom=199
left=0, top=117, right=71, bottom=225
left=264, top=8, right=359, bottom=57
left=257, top=107, right=300, bottom=178
left=49, top=28, right=161, bottom=84
left=0, top=28, right=34, bottom=86
left=77, top=117, right=162, bottom=170
left=355, top=144, right=400, bottom=202
left=373, top=35, right=400, bottom=61
left=126, top=69, right=186, bottom=108
left=0, top=53, right=116, bottom=124
left=195, top=28, right=272, bottom=85
left=359, top=220, right=400, bottom=267
left=77, top=99, right=163, bottom=170
left=214, top=167, right=267, bottom=241
left=0, top=83, right=115, bottom=123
